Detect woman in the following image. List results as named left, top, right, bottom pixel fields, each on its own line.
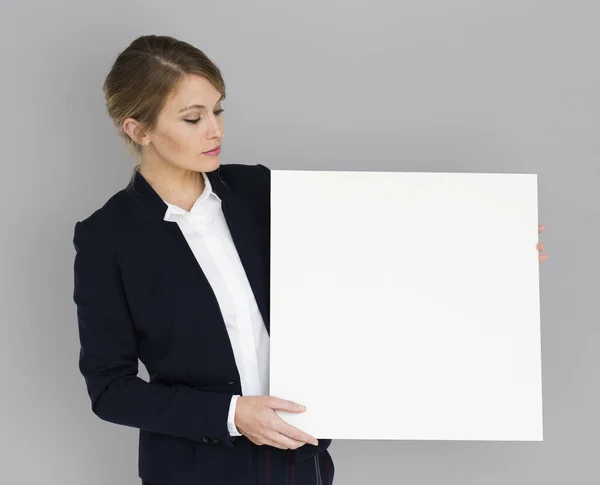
left=73, top=34, right=332, bottom=485
left=72, top=34, right=548, bottom=485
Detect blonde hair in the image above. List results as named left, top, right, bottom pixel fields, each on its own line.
left=102, top=34, right=226, bottom=165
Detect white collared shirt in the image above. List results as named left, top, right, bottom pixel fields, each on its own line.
left=162, top=171, right=270, bottom=437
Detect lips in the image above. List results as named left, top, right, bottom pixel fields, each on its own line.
left=203, top=145, right=221, bottom=154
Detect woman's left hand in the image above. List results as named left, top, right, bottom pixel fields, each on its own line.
left=537, top=224, right=548, bottom=263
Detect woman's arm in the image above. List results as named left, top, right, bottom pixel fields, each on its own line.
left=72, top=220, right=236, bottom=448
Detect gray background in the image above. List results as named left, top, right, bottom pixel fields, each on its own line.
left=1, top=0, right=598, bottom=483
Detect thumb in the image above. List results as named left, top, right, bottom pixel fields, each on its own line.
left=268, top=397, right=307, bottom=413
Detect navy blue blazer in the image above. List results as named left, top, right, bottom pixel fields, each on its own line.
left=72, top=163, right=333, bottom=484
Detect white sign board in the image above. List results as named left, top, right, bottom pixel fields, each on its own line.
left=269, top=170, right=542, bottom=441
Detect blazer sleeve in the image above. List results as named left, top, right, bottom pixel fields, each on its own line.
left=72, top=219, right=236, bottom=448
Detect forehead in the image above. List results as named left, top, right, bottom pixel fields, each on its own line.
left=165, top=74, right=223, bottom=111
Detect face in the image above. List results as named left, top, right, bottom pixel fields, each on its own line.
left=128, top=74, right=225, bottom=173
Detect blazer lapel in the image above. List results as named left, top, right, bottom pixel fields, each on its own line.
left=207, top=169, right=270, bottom=335
left=126, top=167, right=270, bottom=335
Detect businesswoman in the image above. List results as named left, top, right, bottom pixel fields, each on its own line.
left=72, top=34, right=333, bottom=485
left=72, top=34, right=548, bottom=485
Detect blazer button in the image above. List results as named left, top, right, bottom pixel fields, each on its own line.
left=210, top=438, right=221, bottom=444
left=201, top=437, right=209, bottom=444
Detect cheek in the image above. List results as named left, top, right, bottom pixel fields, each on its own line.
left=160, top=126, right=198, bottom=155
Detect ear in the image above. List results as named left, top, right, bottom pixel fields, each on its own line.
left=122, top=117, right=149, bottom=145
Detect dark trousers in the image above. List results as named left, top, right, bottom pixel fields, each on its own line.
left=142, top=445, right=335, bottom=485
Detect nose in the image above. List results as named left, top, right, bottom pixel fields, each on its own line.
left=207, top=113, right=223, bottom=137
left=209, top=122, right=223, bottom=139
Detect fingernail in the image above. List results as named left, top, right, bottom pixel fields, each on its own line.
left=299, top=404, right=306, bottom=409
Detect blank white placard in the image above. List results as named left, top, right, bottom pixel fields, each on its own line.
left=269, top=170, right=542, bottom=441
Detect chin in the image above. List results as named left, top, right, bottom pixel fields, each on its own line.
left=203, top=158, right=221, bottom=172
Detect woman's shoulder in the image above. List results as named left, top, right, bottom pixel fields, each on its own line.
left=214, top=163, right=270, bottom=223
left=216, top=162, right=270, bottom=184
left=73, top=184, right=138, bottom=251
left=73, top=163, right=272, bottom=248
left=214, top=162, right=270, bottom=198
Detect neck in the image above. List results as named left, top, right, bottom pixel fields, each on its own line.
left=138, top=160, right=205, bottom=212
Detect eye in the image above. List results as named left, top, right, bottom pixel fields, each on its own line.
left=184, top=108, right=225, bottom=124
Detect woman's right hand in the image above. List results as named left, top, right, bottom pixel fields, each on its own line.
left=234, top=396, right=319, bottom=449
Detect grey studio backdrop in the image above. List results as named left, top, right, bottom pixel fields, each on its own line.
left=1, top=1, right=598, bottom=484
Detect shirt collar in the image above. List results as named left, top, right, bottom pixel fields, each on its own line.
left=162, top=171, right=221, bottom=221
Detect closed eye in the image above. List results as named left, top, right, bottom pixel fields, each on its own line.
left=184, top=108, right=225, bottom=124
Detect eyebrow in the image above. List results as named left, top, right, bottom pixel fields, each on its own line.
left=178, top=95, right=224, bottom=113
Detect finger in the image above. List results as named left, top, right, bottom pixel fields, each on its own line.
left=268, top=397, right=306, bottom=413
left=538, top=224, right=545, bottom=233
left=261, top=438, right=287, bottom=450
left=275, top=433, right=307, bottom=450
left=537, top=242, right=544, bottom=251
left=277, top=420, right=319, bottom=446
left=539, top=253, right=548, bottom=261
left=263, top=431, right=306, bottom=450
